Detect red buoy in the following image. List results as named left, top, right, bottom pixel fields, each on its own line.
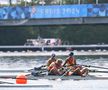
left=16, top=74, right=27, bottom=84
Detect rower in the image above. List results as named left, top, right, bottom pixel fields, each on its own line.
left=46, top=53, right=57, bottom=67
left=63, top=52, right=88, bottom=76
left=63, top=52, right=76, bottom=67
left=33, top=53, right=57, bottom=71
left=47, top=59, right=63, bottom=75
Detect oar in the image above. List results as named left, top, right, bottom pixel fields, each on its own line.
left=56, top=68, right=72, bottom=81
left=79, top=64, right=108, bottom=70
left=89, top=70, right=108, bottom=73
left=33, top=65, right=46, bottom=70
left=0, top=81, right=14, bottom=84
left=31, top=70, right=48, bottom=76
left=25, top=65, right=46, bottom=72
left=0, top=66, right=46, bottom=73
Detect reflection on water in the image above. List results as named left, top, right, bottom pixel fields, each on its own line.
left=0, top=55, right=108, bottom=69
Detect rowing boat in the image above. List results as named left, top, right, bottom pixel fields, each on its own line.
left=25, top=67, right=108, bottom=80
left=0, top=70, right=108, bottom=81
left=0, top=65, right=108, bottom=81
left=0, top=74, right=108, bottom=81
left=27, top=74, right=92, bottom=80
left=0, top=71, right=108, bottom=80
left=26, top=73, right=108, bottom=80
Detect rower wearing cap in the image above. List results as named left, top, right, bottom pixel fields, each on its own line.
left=48, top=59, right=63, bottom=75
left=63, top=52, right=88, bottom=76
left=46, top=53, right=57, bottom=67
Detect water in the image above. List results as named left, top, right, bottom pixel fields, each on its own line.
left=0, top=55, right=108, bottom=90
left=0, top=56, right=108, bottom=69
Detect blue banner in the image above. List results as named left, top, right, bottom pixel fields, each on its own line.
left=87, top=4, right=107, bottom=17
left=0, top=4, right=108, bottom=19
left=30, top=5, right=87, bottom=18
left=0, top=5, right=87, bottom=19
left=0, top=6, right=30, bottom=19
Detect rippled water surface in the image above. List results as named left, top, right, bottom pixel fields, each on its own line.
left=0, top=55, right=108, bottom=90
left=0, top=55, right=108, bottom=69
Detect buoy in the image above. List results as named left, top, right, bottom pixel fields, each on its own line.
left=16, top=74, right=27, bottom=84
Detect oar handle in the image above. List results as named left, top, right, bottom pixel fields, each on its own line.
left=58, top=68, right=72, bottom=79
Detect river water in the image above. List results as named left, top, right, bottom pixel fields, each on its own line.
left=0, top=55, right=108, bottom=69
left=0, top=55, right=108, bottom=90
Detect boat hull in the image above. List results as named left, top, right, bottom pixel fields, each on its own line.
left=27, top=74, right=108, bottom=80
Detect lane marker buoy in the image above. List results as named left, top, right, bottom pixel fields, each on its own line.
left=16, top=74, right=27, bottom=84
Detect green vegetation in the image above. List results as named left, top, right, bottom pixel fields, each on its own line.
left=2, top=0, right=108, bottom=6
left=0, top=0, right=108, bottom=45
left=0, top=24, right=108, bottom=45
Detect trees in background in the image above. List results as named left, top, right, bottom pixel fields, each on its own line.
left=6, top=0, right=108, bottom=6
left=0, top=25, right=108, bottom=45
